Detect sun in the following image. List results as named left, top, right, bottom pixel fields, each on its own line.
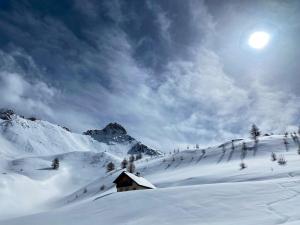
left=248, top=31, right=270, bottom=49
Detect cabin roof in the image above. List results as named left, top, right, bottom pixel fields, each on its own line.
left=113, top=171, right=156, bottom=189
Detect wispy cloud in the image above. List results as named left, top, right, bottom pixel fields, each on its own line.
left=0, top=0, right=299, bottom=150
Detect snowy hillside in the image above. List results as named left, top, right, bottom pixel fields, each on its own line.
left=1, top=111, right=300, bottom=224
left=0, top=110, right=159, bottom=158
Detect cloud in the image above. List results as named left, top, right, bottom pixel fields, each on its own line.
left=0, top=0, right=299, bottom=150
left=0, top=50, right=57, bottom=118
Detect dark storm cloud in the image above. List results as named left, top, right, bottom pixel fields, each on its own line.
left=0, top=0, right=299, bottom=150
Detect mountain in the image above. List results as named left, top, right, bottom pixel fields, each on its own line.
left=84, top=123, right=161, bottom=156
left=0, top=110, right=105, bottom=158
left=1, top=108, right=300, bottom=225
left=0, top=109, right=160, bottom=158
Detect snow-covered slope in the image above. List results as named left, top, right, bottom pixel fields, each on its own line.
left=1, top=111, right=300, bottom=225
left=0, top=116, right=104, bottom=158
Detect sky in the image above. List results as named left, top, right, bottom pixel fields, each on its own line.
left=0, top=0, right=299, bottom=150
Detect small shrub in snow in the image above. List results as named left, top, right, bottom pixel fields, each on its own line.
left=83, top=188, right=87, bottom=194
left=100, top=185, right=105, bottom=191
left=277, top=155, right=287, bottom=166
left=201, top=149, right=206, bottom=155
left=271, top=152, right=277, bottom=161
left=240, top=162, right=247, bottom=170
left=52, top=158, right=60, bottom=170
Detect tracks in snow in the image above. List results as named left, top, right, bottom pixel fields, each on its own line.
left=266, top=174, right=300, bottom=224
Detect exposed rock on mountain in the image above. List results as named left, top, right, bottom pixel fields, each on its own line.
left=84, top=122, right=161, bottom=156
left=84, top=123, right=135, bottom=144
left=0, top=109, right=15, bottom=120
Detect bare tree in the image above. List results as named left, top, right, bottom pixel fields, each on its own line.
left=121, top=158, right=128, bottom=169
left=283, top=138, right=289, bottom=151
left=231, top=140, right=235, bottom=150
left=241, top=142, right=247, bottom=160
left=127, top=162, right=135, bottom=173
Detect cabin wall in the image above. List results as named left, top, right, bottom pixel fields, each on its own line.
left=117, top=182, right=148, bottom=192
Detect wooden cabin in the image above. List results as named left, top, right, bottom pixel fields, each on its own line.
left=113, top=171, right=156, bottom=192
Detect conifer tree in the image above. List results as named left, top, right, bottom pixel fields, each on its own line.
left=106, top=162, right=115, bottom=172
left=52, top=158, right=60, bottom=170
left=250, top=124, right=261, bottom=142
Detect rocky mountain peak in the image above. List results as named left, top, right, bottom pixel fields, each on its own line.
left=0, top=109, right=15, bottom=120
left=102, top=122, right=127, bottom=135
left=83, top=122, right=161, bottom=156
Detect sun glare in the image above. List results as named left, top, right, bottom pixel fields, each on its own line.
left=248, top=31, right=270, bottom=49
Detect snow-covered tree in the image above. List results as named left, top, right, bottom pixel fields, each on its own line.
left=51, top=158, right=59, bottom=170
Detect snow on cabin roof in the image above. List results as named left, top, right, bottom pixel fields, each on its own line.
left=114, top=171, right=156, bottom=189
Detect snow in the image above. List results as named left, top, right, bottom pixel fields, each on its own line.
left=1, top=116, right=300, bottom=224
